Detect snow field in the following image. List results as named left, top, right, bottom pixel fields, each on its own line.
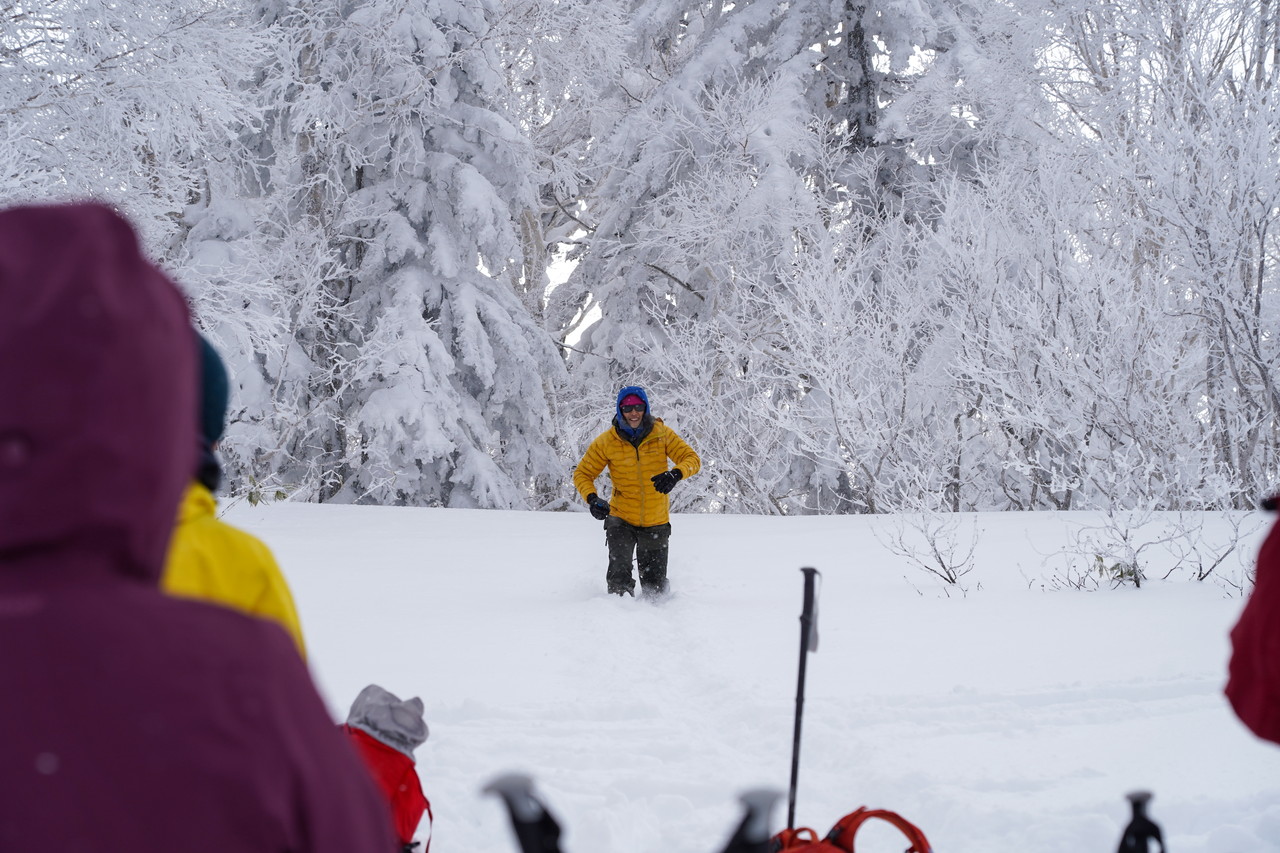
left=228, top=504, right=1280, bottom=853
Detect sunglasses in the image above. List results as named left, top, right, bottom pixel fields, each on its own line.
left=620, top=404, right=645, bottom=414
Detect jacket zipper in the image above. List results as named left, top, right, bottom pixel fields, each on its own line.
left=634, top=441, right=645, bottom=523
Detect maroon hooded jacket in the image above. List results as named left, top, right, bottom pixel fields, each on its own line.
left=1226, top=509, right=1280, bottom=745
left=0, top=203, right=395, bottom=851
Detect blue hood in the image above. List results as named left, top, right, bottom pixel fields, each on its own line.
left=615, top=385, right=651, bottom=438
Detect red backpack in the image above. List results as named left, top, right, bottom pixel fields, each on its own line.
left=772, top=807, right=932, bottom=853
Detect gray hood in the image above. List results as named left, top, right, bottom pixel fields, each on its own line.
left=346, top=684, right=428, bottom=758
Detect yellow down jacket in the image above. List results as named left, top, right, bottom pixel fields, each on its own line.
left=574, top=417, right=701, bottom=528
left=162, top=482, right=307, bottom=658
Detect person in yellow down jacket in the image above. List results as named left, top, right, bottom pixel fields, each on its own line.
left=574, top=385, right=701, bottom=598
left=162, top=335, right=307, bottom=658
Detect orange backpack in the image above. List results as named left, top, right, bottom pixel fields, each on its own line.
left=772, top=807, right=932, bottom=853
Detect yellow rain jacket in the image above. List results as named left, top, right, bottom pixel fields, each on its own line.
left=162, top=482, right=307, bottom=658
left=574, top=417, right=701, bottom=528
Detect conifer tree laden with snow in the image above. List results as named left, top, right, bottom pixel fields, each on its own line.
left=247, top=0, right=566, bottom=507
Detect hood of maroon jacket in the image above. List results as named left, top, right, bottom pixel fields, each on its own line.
left=0, top=203, right=394, bottom=852
left=0, top=202, right=194, bottom=577
left=1226, top=513, right=1280, bottom=746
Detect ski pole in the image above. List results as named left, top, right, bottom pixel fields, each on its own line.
left=787, top=566, right=820, bottom=830
left=716, top=789, right=782, bottom=853
left=483, top=773, right=564, bottom=853
left=1116, top=791, right=1164, bottom=853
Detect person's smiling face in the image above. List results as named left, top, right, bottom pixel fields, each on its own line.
left=621, top=402, right=644, bottom=428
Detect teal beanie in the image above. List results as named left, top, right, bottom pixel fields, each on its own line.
left=197, top=334, right=229, bottom=447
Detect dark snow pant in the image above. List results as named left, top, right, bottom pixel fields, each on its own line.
left=604, top=516, right=671, bottom=596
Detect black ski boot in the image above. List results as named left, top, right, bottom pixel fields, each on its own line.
left=639, top=577, right=669, bottom=600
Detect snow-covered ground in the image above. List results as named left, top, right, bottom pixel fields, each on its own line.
left=222, top=503, right=1280, bottom=853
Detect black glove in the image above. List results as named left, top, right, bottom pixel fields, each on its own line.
left=650, top=468, right=682, bottom=494
left=587, top=493, right=610, bottom=520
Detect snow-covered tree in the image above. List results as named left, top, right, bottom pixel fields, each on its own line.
left=0, top=2, right=298, bottom=497
left=547, top=0, right=1048, bottom=513
left=1031, top=0, right=1280, bottom=508
left=229, top=0, right=568, bottom=507
left=0, top=0, right=264, bottom=258
left=5, top=0, right=1278, bottom=516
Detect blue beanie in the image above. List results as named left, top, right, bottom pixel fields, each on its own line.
left=197, top=334, right=229, bottom=447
